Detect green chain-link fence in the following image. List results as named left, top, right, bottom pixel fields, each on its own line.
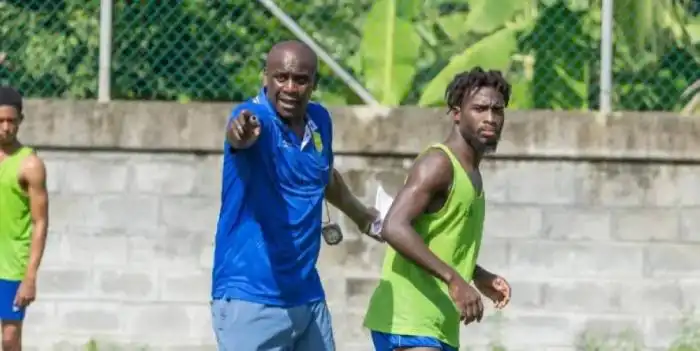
left=110, top=1, right=372, bottom=104
left=608, top=0, right=700, bottom=112
left=0, top=1, right=101, bottom=98
left=0, top=0, right=368, bottom=104
left=1, top=0, right=699, bottom=111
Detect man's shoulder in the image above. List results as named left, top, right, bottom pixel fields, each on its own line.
left=407, top=147, right=454, bottom=189
left=15, top=147, right=43, bottom=171
left=415, top=147, right=453, bottom=170
left=19, top=152, right=46, bottom=183
left=307, top=101, right=330, bottom=113
left=20, top=152, right=44, bottom=169
left=307, top=101, right=332, bottom=128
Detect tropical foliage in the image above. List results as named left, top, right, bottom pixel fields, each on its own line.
left=0, top=0, right=699, bottom=111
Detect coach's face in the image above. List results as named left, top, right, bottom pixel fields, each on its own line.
left=264, top=49, right=317, bottom=120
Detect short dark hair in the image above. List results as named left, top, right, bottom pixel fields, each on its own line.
left=444, top=67, right=511, bottom=111
left=0, top=86, right=22, bottom=114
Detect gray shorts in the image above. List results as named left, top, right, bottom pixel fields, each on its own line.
left=211, top=298, right=335, bottom=351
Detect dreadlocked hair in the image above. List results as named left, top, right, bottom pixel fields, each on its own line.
left=444, top=67, right=511, bottom=112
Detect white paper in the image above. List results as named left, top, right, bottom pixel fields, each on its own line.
left=369, top=184, right=394, bottom=236
left=375, top=184, right=394, bottom=219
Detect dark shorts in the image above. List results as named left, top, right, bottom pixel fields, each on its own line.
left=0, top=280, right=25, bottom=321
left=211, top=298, right=335, bottom=351
left=371, top=331, right=457, bottom=351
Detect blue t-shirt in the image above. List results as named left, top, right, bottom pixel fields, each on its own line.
left=211, top=88, right=334, bottom=307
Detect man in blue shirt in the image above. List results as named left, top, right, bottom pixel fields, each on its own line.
left=211, top=40, right=380, bottom=351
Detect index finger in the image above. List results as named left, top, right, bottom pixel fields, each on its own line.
left=240, top=110, right=260, bottom=129
left=248, top=114, right=259, bottom=128
left=476, top=298, right=484, bottom=322
left=238, top=109, right=252, bottom=122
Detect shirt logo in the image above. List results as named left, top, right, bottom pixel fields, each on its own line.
left=312, top=132, right=323, bottom=152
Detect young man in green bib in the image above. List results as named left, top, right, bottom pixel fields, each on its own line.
left=0, top=86, right=49, bottom=350
left=364, top=68, right=512, bottom=351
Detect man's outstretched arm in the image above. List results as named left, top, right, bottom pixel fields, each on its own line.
left=473, top=265, right=488, bottom=278
left=325, top=168, right=376, bottom=233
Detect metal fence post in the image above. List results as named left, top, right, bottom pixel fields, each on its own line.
left=98, top=0, right=113, bottom=103
left=599, top=0, right=613, bottom=114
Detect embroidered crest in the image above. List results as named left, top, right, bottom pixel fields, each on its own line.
left=312, top=131, right=323, bottom=152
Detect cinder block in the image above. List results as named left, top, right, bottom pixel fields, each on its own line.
left=613, top=209, right=680, bottom=242
left=61, top=160, right=129, bottom=194
left=159, top=197, right=219, bottom=232
left=57, top=302, right=124, bottom=333
left=645, top=243, right=700, bottom=277
left=131, top=162, right=197, bottom=195
left=507, top=162, right=579, bottom=205
left=124, top=304, right=191, bottom=338
left=96, top=269, right=157, bottom=300
left=509, top=242, right=645, bottom=279
left=485, top=205, right=544, bottom=239
left=38, top=269, right=91, bottom=298
left=543, top=208, right=612, bottom=241
left=159, top=269, right=210, bottom=302
left=680, top=209, right=700, bottom=242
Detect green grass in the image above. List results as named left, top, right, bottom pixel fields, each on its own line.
left=668, top=315, right=700, bottom=351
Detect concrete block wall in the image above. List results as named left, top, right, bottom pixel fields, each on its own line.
left=16, top=101, right=700, bottom=350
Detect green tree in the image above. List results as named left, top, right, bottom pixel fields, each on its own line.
left=2, top=0, right=698, bottom=111
left=354, top=0, right=700, bottom=111
left=0, top=0, right=369, bottom=103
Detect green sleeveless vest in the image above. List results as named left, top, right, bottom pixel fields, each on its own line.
left=363, top=143, right=486, bottom=348
left=0, top=147, right=34, bottom=281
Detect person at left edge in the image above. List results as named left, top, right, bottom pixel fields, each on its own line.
left=0, top=86, right=50, bottom=351
left=210, top=40, right=381, bottom=351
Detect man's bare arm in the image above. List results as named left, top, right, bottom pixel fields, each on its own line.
left=473, top=265, right=493, bottom=280
left=325, top=168, right=374, bottom=231
left=22, top=155, right=49, bottom=282
left=381, top=150, right=458, bottom=284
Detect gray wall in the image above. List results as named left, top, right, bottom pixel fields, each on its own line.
left=18, top=100, right=700, bottom=350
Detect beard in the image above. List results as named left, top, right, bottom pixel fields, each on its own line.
left=482, top=137, right=499, bottom=153
left=0, top=135, right=15, bottom=147
left=463, top=130, right=499, bottom=154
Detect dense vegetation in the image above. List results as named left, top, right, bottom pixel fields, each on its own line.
left=1, top=0, right=699, bottom=111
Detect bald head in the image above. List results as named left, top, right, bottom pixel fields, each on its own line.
left=263, top=41, right=318, bottom=121
left=265, top=40, right=318, bottom=74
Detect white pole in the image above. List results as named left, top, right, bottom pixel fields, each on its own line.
left=255, top=0, right=380, bottom=106
left=599, top=0, right=613, bottom=114
left=98, top=0, right=113, bottom=103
